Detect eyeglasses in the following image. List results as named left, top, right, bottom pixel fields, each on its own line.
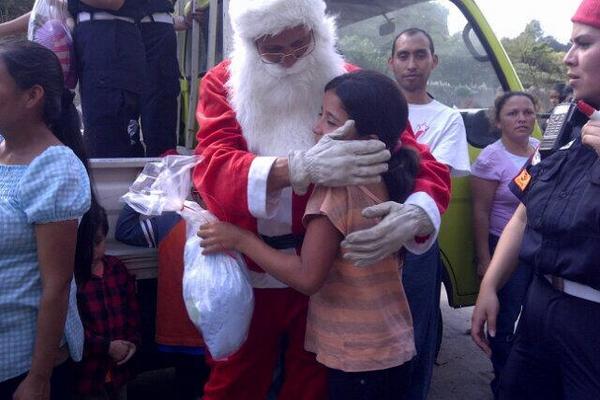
left=257, top=31, right=315, bottom=65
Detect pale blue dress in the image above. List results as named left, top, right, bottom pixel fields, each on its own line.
left=0, top=146, right=91, bottom=381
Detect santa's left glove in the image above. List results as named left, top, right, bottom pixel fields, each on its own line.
left=341, top=202, right=434, bottom=267
left=288, top=120, right=391, bottom=195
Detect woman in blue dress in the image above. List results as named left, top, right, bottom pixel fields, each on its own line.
left=0, top=39, right=92, bottom=400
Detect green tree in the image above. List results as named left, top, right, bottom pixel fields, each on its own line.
left=502, top=20, right=567, bottom=88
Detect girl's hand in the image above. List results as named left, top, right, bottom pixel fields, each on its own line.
left=13, top=373, right=50, bottom=400
left=198, top=222, right=249, bottom=254
left=470, top=285, right=500, bottom=357
left=116, top=342, right=137, bottom=366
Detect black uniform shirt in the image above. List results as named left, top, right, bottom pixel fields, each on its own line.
left=144, top=0, right=175, bottom=15
left=511, top=123, right=600, bottom=290
left=68, top=0, right=145, bottom=20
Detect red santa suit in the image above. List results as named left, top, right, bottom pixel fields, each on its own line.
left=193, top=1, right=450, bottom=399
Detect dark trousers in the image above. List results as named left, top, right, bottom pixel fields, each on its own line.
left=74, top=20, right=146, bottom=158
left=402, top=242, right=442, bottom=400
left=0, top=361, right=73, bottom=400
left=487, top=234, right=533, bottom=397
left=327, top=361, right=412, bottom=400
left=498, top=274, right=600, bottom=400
left=139, top=22, right=180, bottom=157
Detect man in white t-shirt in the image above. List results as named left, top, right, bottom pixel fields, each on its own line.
left=388, top=28, right=470, bottom=400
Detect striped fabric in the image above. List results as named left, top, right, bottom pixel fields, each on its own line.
left=303, top=184, right=416, bottom=372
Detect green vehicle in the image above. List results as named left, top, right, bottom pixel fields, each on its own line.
left=173, top=0, right=531, bottom=308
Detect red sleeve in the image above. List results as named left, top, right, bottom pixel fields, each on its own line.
left=401, top=123, right=451, bottom=214
left=192, top=61, right=257, bottom=231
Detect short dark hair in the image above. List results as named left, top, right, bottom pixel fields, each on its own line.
left=324, top=70, right=419, bottom=202
left=492, top=91, right=538, bottom=122
left=391, top=28, right=435, bottom=57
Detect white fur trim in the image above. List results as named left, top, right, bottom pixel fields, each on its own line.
left=403, top=192, right=440, bottom=254
left=229, top=0, right=330, bottom=40
left=248, top=156, right=278, bottom=218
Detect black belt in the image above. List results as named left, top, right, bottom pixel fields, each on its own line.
left=260, top=233, right=304, bottom=250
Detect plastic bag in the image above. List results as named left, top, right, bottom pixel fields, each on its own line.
left=28, top=0, right=77, bottom=89
left=121, top=155, right=254, bottom=360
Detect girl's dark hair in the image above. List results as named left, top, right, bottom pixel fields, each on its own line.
left=0, top=39, right=100, bottom=281
left=324, top=70, right=420, bottom=201
left=0, top=38, right=88, bottom=169
left=492, top=91, right=538, bottom=122
left=75, top=202, right=109, bottom=283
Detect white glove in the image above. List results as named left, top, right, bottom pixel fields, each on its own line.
left=288, top=120, right=391, bottom=195
left=341, top=202, right=434, bottom=267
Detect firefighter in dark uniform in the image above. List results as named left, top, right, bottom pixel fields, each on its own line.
left=472, top=1, right=600, bottom=399
left=139, top=0, right=181, bottom=157
left=68, top=0, right=146, bottom=157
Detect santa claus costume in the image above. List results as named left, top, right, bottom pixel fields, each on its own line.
left=193, top=0, right=451, bottom=398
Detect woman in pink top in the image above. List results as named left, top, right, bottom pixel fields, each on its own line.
left=199, top=70, right=419, bottom=400
left=470, top=91, right=539, bottom=397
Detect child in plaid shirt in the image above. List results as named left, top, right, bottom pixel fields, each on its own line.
left=74, top=205, right=141, bottom=400
left=199, top=70, right=420, bottom=400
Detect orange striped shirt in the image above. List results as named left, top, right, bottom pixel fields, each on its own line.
left=303, top=184, right=416, bottom=372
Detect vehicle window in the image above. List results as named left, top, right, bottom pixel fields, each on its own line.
left=328, top=0, right=504, bottom=147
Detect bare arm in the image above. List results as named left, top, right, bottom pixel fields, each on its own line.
left=471, top=204, right=527, bottom=355
left=14, top=220, right=78, bottom=400
left=480, top=204, right=527, bottom=291
left=80, top=0, right=125, bottom=11
left=470, top=176, right=498, bottom=278
left=199, top=216, right=342, bottom=295
left=0, top=12, right=30, bottom=37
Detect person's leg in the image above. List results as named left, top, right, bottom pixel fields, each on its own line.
left=498, top=275, right=562, bottom=400
left=552, top=287, right=600, bottom=400
left=401, top=242, right=442, bottom=400
left=139, top=23, right=180, bottom=157
left=169, top=352, right=209, bottom=400
left=488, top=235, right=534, bottom=396
left=202, top=288, right=284, bottom=400
left=277, top=289, right=327, bottom=400
left=327, top=362, right=412, bottom=400
left=74, top=21, right=145, bottom=158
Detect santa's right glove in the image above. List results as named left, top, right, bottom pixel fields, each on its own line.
left=341, top=202, right=434, bottom=267
left=288, top=120, right=391, bottom=195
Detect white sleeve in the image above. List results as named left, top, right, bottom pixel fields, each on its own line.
left=403, top=191, right=440, bottom=254
left=247, top=156, right=282, bottom=219
left=431, top=113, right=471, bottom=177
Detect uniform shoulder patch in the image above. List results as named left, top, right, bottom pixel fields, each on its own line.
left=514, top=168, right=531, bottom=191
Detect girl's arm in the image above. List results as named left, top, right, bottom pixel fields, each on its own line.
left=0, top=12, right=30, bottom=37
left=471, top=204, right=527, bottom=356
left=199, top=216, right=342, bottom=296
left=470, top=176, right=498, bottom=278
left=14, top=220, right=78, bottom=400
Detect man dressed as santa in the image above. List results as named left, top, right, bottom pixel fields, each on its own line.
left=193, top=0, right=451, bottom=398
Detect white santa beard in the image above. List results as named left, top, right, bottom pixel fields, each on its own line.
left=227, top=37, right=346, bottom=156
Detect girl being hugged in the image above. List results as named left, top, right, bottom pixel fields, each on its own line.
left=199, top=70, right=419, bottom=400
left=0, top=39, right=91, bottom=400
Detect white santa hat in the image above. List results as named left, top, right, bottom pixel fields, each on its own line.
left=228, top=0, right=334, bottom=42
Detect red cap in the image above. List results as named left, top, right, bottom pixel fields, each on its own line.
left=572, top=0, right=600, bottom=30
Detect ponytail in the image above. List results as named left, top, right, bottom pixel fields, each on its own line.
left=53, top=88, right=90, bottom=172
left=383, top=146, right=420, bottom=203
